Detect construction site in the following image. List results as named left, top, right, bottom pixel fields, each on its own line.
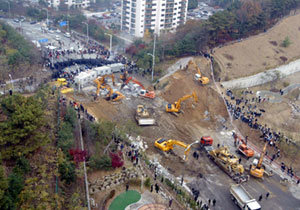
left=1, top=2, right=300, bottom=210
left=58, top=46, right=300, bottom=209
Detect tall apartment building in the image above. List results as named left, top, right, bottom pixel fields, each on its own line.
left=121, top=0, right=188, bottom=37
left=47, top=0, right=93, bottom=9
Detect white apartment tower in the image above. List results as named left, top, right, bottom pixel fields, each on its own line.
left=121, top=0, right=188, bottom=37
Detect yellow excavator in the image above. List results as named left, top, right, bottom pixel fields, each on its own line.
left=188, top=60, right=209, bottom=85
left=166, top=91, right=198, bottom=113
left=154, top=138, right=199, bottom=161
left=104, top=85, right=124, bottom=102
left=94, top=74, right=115, bottom=97
left=53, top=78, right=74, bottom=94
left=120, top=70, right=128, bottom=82
left=250, top=142, right=268, bottom=178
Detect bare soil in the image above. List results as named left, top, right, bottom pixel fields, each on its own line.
left=213, top=13, right=300, bottom=80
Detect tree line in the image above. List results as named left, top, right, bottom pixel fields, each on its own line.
left=127, top=0, right=300, bottom=69
left=0, top=22, right=39, bottom=67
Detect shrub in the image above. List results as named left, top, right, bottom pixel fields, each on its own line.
left=110, top=152, right=124, bottom=168
left=282, top=81, right=290, bottom=88
left=282, top=36, right=291, bottom=48
left=58, top=161, right=76, bottom=184
left=144, top=177, right=151, bottom=188
left=89, top=155, right=112, bottom=170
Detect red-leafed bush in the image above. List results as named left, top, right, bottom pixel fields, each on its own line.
left=110, top=151, right=124, bottom=168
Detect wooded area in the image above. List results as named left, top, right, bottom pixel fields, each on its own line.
left=127, top=0, right=300, bottom=70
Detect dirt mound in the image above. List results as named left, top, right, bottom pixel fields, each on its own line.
left=214, top=13, right=300, bottom=80
left=82, top=99, right=119, bottom=121
left=156, top=58, right=228, bottom=142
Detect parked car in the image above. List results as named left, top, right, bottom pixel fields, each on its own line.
left=64, top=32, right=71, bottom=38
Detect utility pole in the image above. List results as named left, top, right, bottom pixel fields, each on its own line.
left=147, top=34, right=156, bottom=81
left=105, top=33, right=113, bottom=56
left=8, top=74, right=13, bottom=92
left=83, top=22, right=89, bottom=44
left=43, top=8, right=49, bottom=26
left=152, top=34, right=156, bottom=82
left=6, top=1, right=10, bottom=18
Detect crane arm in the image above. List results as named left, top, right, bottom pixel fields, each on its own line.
left=94, top=78, right=102, bottom=96
left=175, top=91, right=198, bottom=109
left=183, top=140, right=200, bottom=160
left=124, top=76, right=133, bottom=85
left=170, top=140, right=188, bottom=149
left=257, top=142, right=268, bottom=168
left=124, top=77, right=146, bottom=90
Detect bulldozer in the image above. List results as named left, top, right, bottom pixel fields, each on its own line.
left=188, top=60, right=209, bottom=85
left=135, top=105, right=155, bottom=126
left=155, top=138, right=199, bottom=161
left=250, top=142, right=267, bottom=178
left=209, top=146, right=248, bottom=183
left=122, top=77, right=155, bottom=99
left=166, top=91, right=198, bottom=114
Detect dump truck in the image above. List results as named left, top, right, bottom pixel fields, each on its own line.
left=230, top=184, right=261, bottom=210
left=208, top=146, right=249, bottom=183
left=135, top=105, right=155, bottom=126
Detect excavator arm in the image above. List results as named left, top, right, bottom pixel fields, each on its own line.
left=175, top=91, right=198, bottom=110
left=257, top=142, right=268, bottom=168
left=189, top=59, right=210, bottom=85
left=183, top=140, right=200, bottom=161
left=123, top=76, right=155, bottom=99
left=93, top=78, right=102, bottom=96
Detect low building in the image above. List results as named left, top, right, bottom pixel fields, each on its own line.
left=47, top=0, right=95, bottom=9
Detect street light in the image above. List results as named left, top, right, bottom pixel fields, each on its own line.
left=8, top=74, right=13, bottom=92
left=6, top=1, right=10, bottom=18
left=83, top=22, right=89, bottom=44
left=105, top=33, right=113, bottom=56
left=147, top=34, right=156, bottom=81
left=42, top=8, right=49, bottom=26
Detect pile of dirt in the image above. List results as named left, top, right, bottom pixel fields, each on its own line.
left=213, top=13, right=300, bottom=80
left=82, top=99, right=119, bottom=121
left=154, top=58, right=228, bottom=142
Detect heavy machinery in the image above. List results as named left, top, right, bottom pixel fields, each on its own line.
left=199, top=136, right=214, bottom=153
left=54, top=78, right=74, bottom=94
left=208, top=146, right=249, bottom=183
left=154, top=138, right=197, bottom=161
left=250, top=142, right=267, bottom=178
left=94, top=74, right=115, bottom=97
left=120, top=70, right=128, bottom=82
left=230, top=184, right=261, bottom=210
left=166, top=91, right=198, bottom=114
left=188, top=60, right=209, bottom=85
left=237, top=141, right=254, bottom=159
left=135, top=105, right=155, bottom=126
left=122, top=77, right=155, bottom=99
left=56, top=78, right=68, bottom=86
left=104, top=85, right=124, bottom=102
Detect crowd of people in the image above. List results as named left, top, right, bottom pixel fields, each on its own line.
left=224, top=88, right=298, bottom=181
